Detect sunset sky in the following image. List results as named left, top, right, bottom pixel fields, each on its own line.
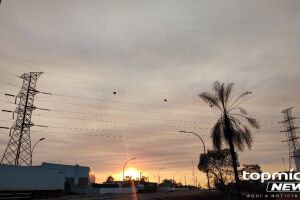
left=0, top=0, right=299, bottom=186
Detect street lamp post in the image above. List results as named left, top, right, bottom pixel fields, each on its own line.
left=122, top=157, right=136, bottom=181
left=172, top=171, right=179, bottom=183
left=192, top=160, right=195, bottom=186
left=30, top=137, right=45, bottom=166
left=179, top=131, right=211, bottom=190
left=157, top=167, right=164, bottom=186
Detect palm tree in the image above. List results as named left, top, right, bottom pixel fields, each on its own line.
left=199, top=81, right=259, bottom=199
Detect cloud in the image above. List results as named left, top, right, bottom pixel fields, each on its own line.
left=0, top=0, right=299, bottom=184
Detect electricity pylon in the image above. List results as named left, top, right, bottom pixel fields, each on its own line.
left=1, top=72, right=42, bottom=166
left=279, top=107, right=299, bottom=170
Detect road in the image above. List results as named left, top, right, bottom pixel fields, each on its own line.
left=45, top=189, right=224, bottom=200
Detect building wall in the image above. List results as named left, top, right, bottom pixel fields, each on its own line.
left=294, top=149, right=300, bottom=171
left=0, top=165, right=64, bottom=191
left=40, top=162, right=92, bottom=186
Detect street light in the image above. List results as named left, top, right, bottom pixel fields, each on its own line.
left=158, top=167, right=164, bottom=186
left=30, top=137, right=45, bottom=166
left=122, top=157, right=136, bottom=181
left=179, top=130, right=210, bottom=190
left=172, top=171, right=180, bottom=183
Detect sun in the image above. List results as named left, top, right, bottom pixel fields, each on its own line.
left=124, top=168, right=140, bottom=180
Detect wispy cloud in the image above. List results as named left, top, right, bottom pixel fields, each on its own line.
left=0, top=0, right=299, bottom=184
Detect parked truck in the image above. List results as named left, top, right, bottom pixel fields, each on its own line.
left=137, top=182, right=157, bottom=193
left=0, top=164, right=65, bottom=198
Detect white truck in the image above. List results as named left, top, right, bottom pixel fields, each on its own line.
left=0, top=164, right=65, bottom=198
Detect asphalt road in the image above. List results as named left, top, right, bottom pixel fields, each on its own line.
left=46, top=189, right=224, bottom=200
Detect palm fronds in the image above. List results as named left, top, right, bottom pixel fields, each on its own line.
left=199, top=81, right=259, bottom=152
left=199, top=92, right=222, bottom=111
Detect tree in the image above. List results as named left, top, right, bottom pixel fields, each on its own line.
left=160, top=179, right=176, bottom=187
left=124, top=176, right=132, bottom=181
left=140, top=176, right=149, bottom=182
left=106, top=175, right=115, bottom=183
left=239, top=164, right=262, bottom=184
left=239, top=164, right=265, bottom=193
left=240, top=164, right=262, bottom=176
left=198, top=149, right=236, bottom=190
left=199, top=81, right=259, bottom=199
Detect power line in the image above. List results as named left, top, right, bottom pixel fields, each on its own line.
left=0, top=79, right=210, bottom=113
left=0, top=69, right=19, bottom=78
left=34, top=98, right=212, bottom=118
left=34, top=97, right=284, bottom=120
left=30, top=129, right=211, bottom=142
left=33, top=111, right=215, bottom=124
left=0, top=119, right=13, bottom=123
left=0, top=91, right=283, bottom=123
left=43, top=124, right=209, bottom=138
left=41, top=123, right=281, bottom=136
left=1, top=59, right=300, bottom=119
left=31, top=112, right=282, bottom=131
left=0, top=80, right=20, bottom=88
left=25, top=96, right=288, bottom=129
left=50, top=92, right=194, bottom=111
left=31, top=130, right=156, bottom=140
left=0, top=59, right=198, bottom=104
left=1, top=72, right=44, bottom=166
left=0, top=68, right=293, bottom=118
left=33, top=114, right=210, bottom=130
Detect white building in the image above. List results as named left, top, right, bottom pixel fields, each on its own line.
left=0, top=164, right=64, bottom=192
left=40, top=162, right=95, bottom=188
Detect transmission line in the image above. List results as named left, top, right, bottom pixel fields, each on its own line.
left=0, top=72, right=47, bottom=166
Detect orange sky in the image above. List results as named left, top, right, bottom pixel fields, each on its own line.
left=0, top=0, right=299, bottom=187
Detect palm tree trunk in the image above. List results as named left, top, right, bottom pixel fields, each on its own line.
left=225, top=115, right=242, bottom=200
left=228, top=136, right=242, bottom=199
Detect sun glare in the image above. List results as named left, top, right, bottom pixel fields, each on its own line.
left=124, top=168, right=140, bottom=180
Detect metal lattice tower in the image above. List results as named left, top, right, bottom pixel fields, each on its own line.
left=1, top=72, right=42, bottom=166
left=279, top=107, right=299, bottom=170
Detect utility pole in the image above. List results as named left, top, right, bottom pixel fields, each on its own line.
left=279, top=107, right=299, bottom=170
left=179, top=131, right=210, bottom=190
left=122, top=157, right=136, bottom=181
left=172, top=171, right=179, bottom=183
left=1, top=72, right=42, bottom=166
left=30, top=137, right=46, bottom=165
left=282, top=157, right=287, bottom=171
left=192, top=160, right=195, bottom=186
left=157, top=167, right=164, bottom=187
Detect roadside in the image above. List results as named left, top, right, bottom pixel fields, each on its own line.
left=41, top=189, right=224, bottom=200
